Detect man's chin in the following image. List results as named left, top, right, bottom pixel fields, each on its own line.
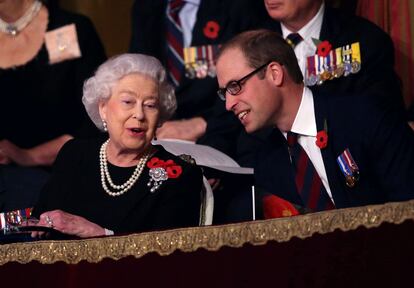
left=244, top=124, right=259, bottom=134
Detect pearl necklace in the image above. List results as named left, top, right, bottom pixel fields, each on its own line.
left=0, top=1, right=42, bottom=37
left=100, top=139, right=151, bottom=197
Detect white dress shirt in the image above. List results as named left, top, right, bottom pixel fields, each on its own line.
left=284, top=86, right=334, bottom=203
left=281, top=2, right=325, bottom=76
left=179, top=0, right=200, bottom=47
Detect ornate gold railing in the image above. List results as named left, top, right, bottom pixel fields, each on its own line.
left=1, top=199, right=414, bottom=265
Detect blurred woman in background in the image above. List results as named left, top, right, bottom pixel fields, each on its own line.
left=0, top=0, right=106, bottom=211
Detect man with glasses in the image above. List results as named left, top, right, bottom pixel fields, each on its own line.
left=203, top=0, right=406, bottom=168
left=215, top=29, right=414, bottom=211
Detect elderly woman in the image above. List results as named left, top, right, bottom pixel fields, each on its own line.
left=32, top=54, right=202, bottom=238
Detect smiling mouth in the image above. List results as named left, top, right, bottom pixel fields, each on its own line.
left=237, top=110, right=250, bottom=121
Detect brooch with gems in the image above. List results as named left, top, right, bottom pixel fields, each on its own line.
left=147, top=157, right=182, bottom=192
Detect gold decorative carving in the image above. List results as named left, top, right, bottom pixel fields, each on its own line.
left=1, top=200, right=414, bottom=265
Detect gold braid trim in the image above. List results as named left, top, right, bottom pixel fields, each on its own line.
left=1, top=199, right=414, bottom=265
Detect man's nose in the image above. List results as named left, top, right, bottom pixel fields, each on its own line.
left=225, top=94, right=237, bottom=112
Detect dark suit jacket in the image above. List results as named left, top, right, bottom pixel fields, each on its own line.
left=255, top=90, right=414, bottom=209
left=129, top=0, right=267, bottom=120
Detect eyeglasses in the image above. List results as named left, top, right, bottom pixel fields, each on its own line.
left=217, top=61, right=270, bottom=101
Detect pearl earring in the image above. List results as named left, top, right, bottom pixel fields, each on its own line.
left=102, top=120, right=108, bottom=132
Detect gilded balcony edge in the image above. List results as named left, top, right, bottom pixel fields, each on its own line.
left=1, top=199, right=413, bottom=265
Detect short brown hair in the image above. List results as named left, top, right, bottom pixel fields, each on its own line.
left=217, top=29, right=303, bottom=84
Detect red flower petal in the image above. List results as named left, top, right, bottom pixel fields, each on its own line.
left=317, top=41, right=332, bottom=57
left=147, top=157, right=165, bottom=168
left=166, top=165, right=182, bottom=178
left=203, top=20, right=220, bottom=39
left=315, top=130, right=328, bottom=149
left=147, top=157, right=182, bottom=178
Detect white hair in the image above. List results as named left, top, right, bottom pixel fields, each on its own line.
left=82, top=53, right=176, bottom=131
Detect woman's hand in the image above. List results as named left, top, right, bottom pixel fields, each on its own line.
left=32, top=210, right=106, bottom=238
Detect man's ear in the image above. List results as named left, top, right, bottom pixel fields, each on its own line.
left=98, top=101, right=107, bottom=120
left=267, top=62, right=284, bottom=86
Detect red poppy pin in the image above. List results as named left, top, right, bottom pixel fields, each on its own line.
left=317, top=40, right=332, bottom=57
left=147, top=157, right=182, bottom=192
left=316, top=119, right=328, bottom=149
left=203, top=20, right=220, bottom=39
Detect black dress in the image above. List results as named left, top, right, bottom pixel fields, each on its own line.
left=33, top=138, right=203, bottom=233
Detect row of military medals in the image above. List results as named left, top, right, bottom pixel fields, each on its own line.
left=305, top=42, right=362, bottom=86
left=184, top=44, right=220, bottom=79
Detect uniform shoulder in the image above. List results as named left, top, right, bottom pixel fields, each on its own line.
left=326, top=7, right=390, bottom=39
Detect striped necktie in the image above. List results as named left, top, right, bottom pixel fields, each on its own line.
left=285, top=33, right=303, bottom=49
left=287, top=131, right=335, bottom=211
left=166, top=0, right=185, bottom=87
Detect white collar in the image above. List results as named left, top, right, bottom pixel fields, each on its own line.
left=281, top=2, right=325, bottom=46
left=184, top=0, right=200, bottom=5
left=290, top=86, right=317, bottom=137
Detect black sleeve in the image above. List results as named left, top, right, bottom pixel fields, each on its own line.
left=32, top=139, right=80, bottom=218
left=150, top=163, right=203, bottom=230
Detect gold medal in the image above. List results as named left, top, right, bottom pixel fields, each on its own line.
left=195, top=60, right=208, bottom=79
left=185, top=64, right=196, bottom=79
left=320, top=70, right=331, bottom=81
left=334, top=65, right=345, bottom=78
left=345, top=175, right=356, bottom=188
left=351, top=61, right=361, bottom=74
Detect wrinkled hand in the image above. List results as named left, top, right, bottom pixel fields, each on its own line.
left=0, top=140, right=33, bottom=166
left=31, top=210, right=105, bottom=238
left=156, top=117, right=207, bottom=141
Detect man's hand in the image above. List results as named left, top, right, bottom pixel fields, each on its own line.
left=0, top=140, right=34, bottom=166
left=157, top=117, right=207, bottom=141
left=0, top=135, right=72, bottom=167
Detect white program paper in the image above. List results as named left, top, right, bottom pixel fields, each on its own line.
left=152, top=139, right=254, bottom=174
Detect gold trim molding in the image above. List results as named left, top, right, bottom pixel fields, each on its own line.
left=1, top=200, right=414, bottom=265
